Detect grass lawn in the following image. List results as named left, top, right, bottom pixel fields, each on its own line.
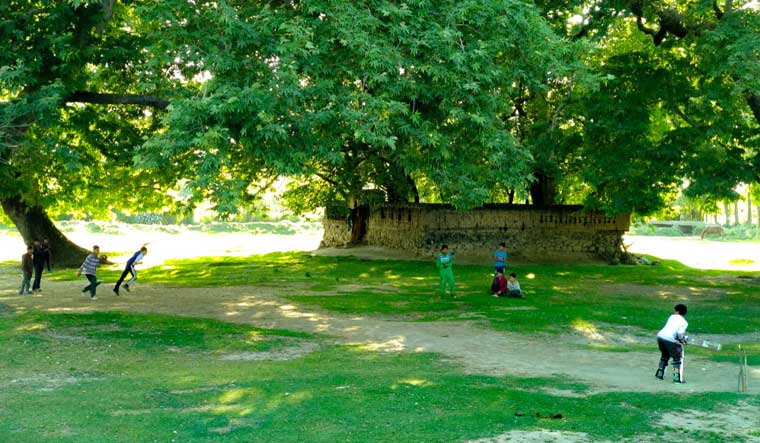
left=1, top=310, right=756, bottom=443
left=3, top=253, right=759, bottom=442
left=49, top=253, right=760, bottom=363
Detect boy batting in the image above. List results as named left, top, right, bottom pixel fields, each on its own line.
left=655, top=303, right=688, bottom=383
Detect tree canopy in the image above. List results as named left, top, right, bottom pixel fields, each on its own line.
left=1, top=0, right=759, bottom=261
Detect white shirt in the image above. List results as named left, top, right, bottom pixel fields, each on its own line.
left=657, top=314, right=688, bottom=343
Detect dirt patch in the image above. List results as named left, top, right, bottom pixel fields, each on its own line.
left=217, top=341, right=319, bottom=361
left=656, top=402, right=760, bottom=442
left=1, top=280, right=757, bottom=395
left=333, top=284, right=403, bottom=294
left=468, top=430, right=593, bottom=443
left=3, top=373, right=103, bottom=392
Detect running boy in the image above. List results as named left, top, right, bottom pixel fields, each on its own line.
left=494, top=242, right=507, bottom=275
left=19, top=245, right=34, bottom=295
left=113, top=246, right=147, bottom=295
left=655, top=303, right=688, bottom=383
left=436, top=244, right=456, bottom=298
left=78, top=245, right=106, bottom=300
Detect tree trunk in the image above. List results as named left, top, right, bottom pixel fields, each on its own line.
left=349, top=205, right=369, bottom=244
left=747, top=192, right=753, bottom=226
left=722, top=201, right=730, bottom=225
left=1, top=195, right=89, bottom=267
left=735, top=200, right=740, bottom=226
left=529, top=171, right=556, bottom=207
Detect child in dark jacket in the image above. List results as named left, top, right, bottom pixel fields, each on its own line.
left=491, top=270, right=508, bottom=297
left=19, top=245, right=34, bottom=295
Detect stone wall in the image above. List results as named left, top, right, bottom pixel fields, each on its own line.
left=321, top=204, right=630, bottom=263
left=321, top=218, right=353, bottom=247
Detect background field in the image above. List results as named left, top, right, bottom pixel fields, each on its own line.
left=1, top=222, right=758, bottom=443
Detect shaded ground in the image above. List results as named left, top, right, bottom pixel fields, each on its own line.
left=2, top=280, right=756, bottom=396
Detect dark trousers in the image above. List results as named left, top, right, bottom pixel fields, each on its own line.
left=32, top=263, right=44, bottom=290
left=82, top=274, right=99, bottom=297
left=657, top=338, right=683, bottom=369
left=114, top=265, right=135, bottom=290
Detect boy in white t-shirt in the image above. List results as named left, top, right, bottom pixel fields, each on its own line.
left=655, top=304, right=688, bottom=383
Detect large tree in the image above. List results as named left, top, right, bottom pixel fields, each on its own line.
left=140, top=0, right=573, bottom=214
left=1, top=0, right=180, bottom=265
left=514, top=0, right=760, bottom=213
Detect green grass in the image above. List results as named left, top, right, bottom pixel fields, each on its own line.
left=46, top=253, right=760, bottom=338
left=1, top=309, right=756, bottom=443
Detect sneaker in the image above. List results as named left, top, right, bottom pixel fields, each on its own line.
left=91, top=296, right=97, bottom=300
left=673, top=373, right=683, bottom=383
left=81, top=291, right=87, bottom=297
left=26, top=291, right=33, bottom=295
left=492, top=294, right=499, bottom=298
left=655, top=368, right=664, bottom=380
left=113, top=287, right=120, bottom=296
left=124, top=284, right=130, bottom=292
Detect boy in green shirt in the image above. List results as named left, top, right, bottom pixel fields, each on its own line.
left=436, top=244, right=456, bottom=298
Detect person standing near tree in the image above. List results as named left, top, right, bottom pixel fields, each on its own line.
left=436, top=244, right=456, bottom=298
left=41, top=237, right=52, bottom=271
left=19, top=245, right=34, bottom=295
left=113, top=246, right=147, bottom=295
left=31, top=239, right=45, bottom=292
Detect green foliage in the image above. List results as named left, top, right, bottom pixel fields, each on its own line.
left=0, top=0, right=184, bottom=216
left=142, top=0, right=567, bottom=210
left=3, top=0, right=760, bottom=225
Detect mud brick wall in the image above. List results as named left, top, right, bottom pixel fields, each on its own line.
left=321, top=218, right=353, bottom=247
left=322, top=204, right=630, bottom=262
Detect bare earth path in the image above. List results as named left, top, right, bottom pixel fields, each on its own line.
left=2, top=279, right=757, bottom=396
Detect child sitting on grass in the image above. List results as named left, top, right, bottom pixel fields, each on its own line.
left=491, top=270, right=508, bottom=297
left=507, top=272, right=523, bottom=298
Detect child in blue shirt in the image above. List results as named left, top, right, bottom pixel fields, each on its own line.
left=494, top=242, right=507, bottom=276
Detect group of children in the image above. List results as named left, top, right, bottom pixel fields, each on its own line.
left=435, top=243, right=691, bottom=384
left=434, top=242, right=522, bottom=299
left=20, top=243, right=147, bottom=301
left=18, top=238, right=51, bottom=295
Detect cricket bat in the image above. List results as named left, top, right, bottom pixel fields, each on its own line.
left=684, top=335, right=722, bottom=351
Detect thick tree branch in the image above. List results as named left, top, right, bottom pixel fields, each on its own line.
left=747, top=93, right=760, bottom=125
left=713, top=0, right=724, bottom=19
left=64, top=91, right=170, bottom=110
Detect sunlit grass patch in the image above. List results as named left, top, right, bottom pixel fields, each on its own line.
left=2, top=308, right=757, bottom=442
